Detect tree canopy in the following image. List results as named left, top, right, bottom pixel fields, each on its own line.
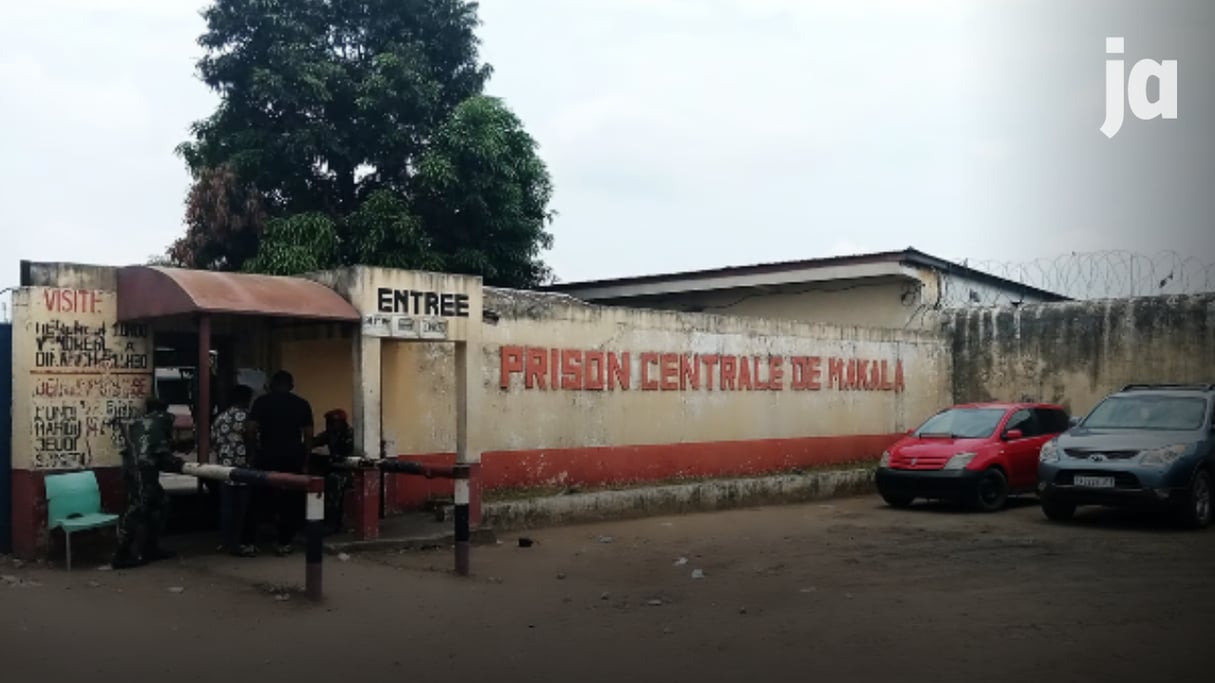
left=168, top=0, right=555, bottom=288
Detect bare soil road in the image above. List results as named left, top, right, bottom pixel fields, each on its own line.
left=2, top=496, right=1212, bottom=683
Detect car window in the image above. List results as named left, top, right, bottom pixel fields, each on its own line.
left=1033, top=408, right=1070, bottom=434
left=1004, top=409, right=1035, bottom=437
left=914, top=407, right=1007, bottom=439
left=1083, top=395, right=1208, bottom=431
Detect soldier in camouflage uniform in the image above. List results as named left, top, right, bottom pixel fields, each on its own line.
left=111, top=396, right=186, bottom=569
left=312, top=409, right=355, bottom=533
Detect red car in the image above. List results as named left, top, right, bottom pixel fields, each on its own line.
left=875, top=402, right=1072, bottom=511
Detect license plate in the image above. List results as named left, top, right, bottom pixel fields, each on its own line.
left=1073, top=475, right=1115, bottom=488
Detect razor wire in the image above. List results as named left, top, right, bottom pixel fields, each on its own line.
left=940, top=250, right=1215, bottom=306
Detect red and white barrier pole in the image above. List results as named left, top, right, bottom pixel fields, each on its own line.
left=179, top=462, right=326, bottom=600
left=332, top=457, right=473, bottom=576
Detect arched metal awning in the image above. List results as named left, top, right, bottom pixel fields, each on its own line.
left=115, top=266, right=359, bottom=322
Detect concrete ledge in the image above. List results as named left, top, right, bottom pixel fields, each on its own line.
left=481, top=468, right=876, bottom=531
left=325, top=528, right=497, bottom=555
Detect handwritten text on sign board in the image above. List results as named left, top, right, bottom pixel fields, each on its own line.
left=499, top=346, right=905, bottom=393
left=25, top=288, right=153, bottom=470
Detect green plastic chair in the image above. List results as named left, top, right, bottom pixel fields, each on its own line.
left=45, top=471, right=120, bottom=571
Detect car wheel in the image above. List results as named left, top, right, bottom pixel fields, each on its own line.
left=972, top=469, right=1009, bottom=512
left=1040, top=496, right=1076, bottom=522
left=1177, top=468, right=1213, bottom=530
left=880, top=491, right=915, bottom=508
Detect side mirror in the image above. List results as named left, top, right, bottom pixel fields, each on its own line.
left=1068, top=416, right=1081, bottom=428
left=1003, top=429, right=1023, bottom=441
left=905, top=428, right=915, bottom=436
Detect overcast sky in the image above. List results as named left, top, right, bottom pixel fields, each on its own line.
left=2, top=0, right=1212, bottom=300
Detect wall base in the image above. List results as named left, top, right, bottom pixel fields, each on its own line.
left=392, top=433, right=900, bottom=513
left=481, top=467, right=877, bottom=531
left=11, top=467, right=125, bottom=560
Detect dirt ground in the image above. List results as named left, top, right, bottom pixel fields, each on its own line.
left=2, top=495, right=1213, bottom=683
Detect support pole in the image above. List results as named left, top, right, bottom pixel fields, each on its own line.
left=305, top=479, right=325, bottom=601
left=453, top=464, right=470, bottom=577
left=196, top=315, right=212, bottom=465
left=453, top=340, right=472, bottom=577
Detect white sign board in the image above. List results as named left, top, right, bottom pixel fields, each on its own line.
left=362, top=314, right=449, bottom=341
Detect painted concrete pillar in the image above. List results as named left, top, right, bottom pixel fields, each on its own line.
left=350, top=332, right=381, bottom=540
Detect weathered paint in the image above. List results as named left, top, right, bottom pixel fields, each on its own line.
left=11, top=287, right=153, bottom=471
left=0, top=323, right=11, bottom=554
left=9, top=269, right=151, bottom=557
left=277, top=337, right=355, bottom=434
left=480, top=467, right=877, bottom=531
left=944, top=293, right=1215, bottom=415
left=10, top=466, right=125, bottom=559
left=391, top=433, right=903, bottom=509
left=377, top=287, right=950, bottom=509
left=306, top=266, right=484, bottom=344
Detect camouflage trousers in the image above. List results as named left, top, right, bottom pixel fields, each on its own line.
left=116, top=466, right=167, bottom=551
left=325, top=470, right=353, bottom=529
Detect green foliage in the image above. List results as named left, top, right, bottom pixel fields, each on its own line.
left=415, top=95, right=555, bottom=286
left=243, top=213, right=339, bottom=275
left=169, top=0, right=555, bottom=288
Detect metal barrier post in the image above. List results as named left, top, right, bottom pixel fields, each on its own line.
left=179, top=462, right=325, bottom=601
left=453, top=464, right=471, bottom=576
left=353, top=458, right=472, bottom=576
left=305, top=476, right=325, bottom=601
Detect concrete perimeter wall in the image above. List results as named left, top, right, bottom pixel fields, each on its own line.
left=944, top=293, right=1215, bottom=416
left=387, top=288, right=951, bottom=508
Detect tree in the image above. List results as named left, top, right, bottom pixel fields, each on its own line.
left=414, top=95, right=555, bottom=286
left=169, top=164, right=267, bottom=270
left=169, top=0, right=555, bottom=287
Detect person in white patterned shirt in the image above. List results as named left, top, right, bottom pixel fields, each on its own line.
left=213, top=384, right=257, bottom=556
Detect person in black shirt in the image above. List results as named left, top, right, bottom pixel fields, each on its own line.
left=248, top=370, right=314, bottom=555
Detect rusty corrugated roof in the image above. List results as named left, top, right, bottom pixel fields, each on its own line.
left=116, top=266, right=360, bottom=322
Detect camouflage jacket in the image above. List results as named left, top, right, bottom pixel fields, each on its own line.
left=120, top=410, right=176, bottom=470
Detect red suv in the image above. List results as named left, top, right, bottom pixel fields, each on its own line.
left=875, top=402, right=1072, bottom=511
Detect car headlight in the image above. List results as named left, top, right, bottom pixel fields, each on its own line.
left=878, top=451, right=891, bottom=467
left=1138, top=444, right=1190, bottom=468
left=943, top=452, right=977, bottom=470
left=1039, top=440, right=1060, bottom=463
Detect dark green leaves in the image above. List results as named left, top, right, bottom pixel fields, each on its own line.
left=168, top=0, right=551, bottom=287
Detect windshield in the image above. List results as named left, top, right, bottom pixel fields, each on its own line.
left=1081, top=395, right=1209, bottom=431
left=914, top=408, right=1007, bottom=439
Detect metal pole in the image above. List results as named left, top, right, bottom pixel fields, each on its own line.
left=196, top=315, right=212, bottom=465
left=178, top=463, right=325, bottom=601
left=305, top=478, right=325, bottom=601
left=453, top=464, right=470, bottom=576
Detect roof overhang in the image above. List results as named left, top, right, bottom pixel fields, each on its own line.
left=551, top=261, right=923, bottom=300
left=115, top=266, right=361, bottom=323
left=544, top=247, right=1070, bottom=303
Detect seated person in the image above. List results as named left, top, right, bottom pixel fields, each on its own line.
left=312, top=409, right=355, bottom=532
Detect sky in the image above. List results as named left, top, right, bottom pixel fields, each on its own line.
left=1, top=0, right=1212, bottom=305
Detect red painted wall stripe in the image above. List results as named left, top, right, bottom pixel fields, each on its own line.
left=392, top=433, right=900, bottom=510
